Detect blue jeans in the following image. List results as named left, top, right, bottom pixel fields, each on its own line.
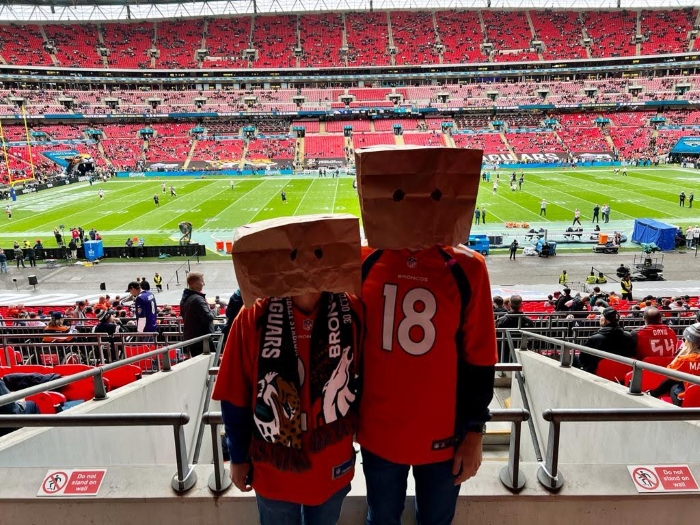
left=362, top=448, right=460, bottom=525
left=256, top=484, right=350, bottom=525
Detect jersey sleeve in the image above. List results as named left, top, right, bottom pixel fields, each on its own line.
left=452, top=246, right=498, bottom=435
left=454, top=247, right=498, bottom=367
left=212, top=304, right=258, bottom=407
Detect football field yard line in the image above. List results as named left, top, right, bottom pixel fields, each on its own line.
left=204, top=179, right=269, bottom=228
left=247, top=179, right=293, bottom=223
left=147, top=179, right=261, bottom=233
left=522, top=178, right=637, bottom=219
left=331, top=178, right=340, bottom=213
left=292, top=178, right=319, bottom=216
left=485, top=189, right=549, bottom=222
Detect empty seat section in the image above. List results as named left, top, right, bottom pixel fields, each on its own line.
left=346, top=12, right=390, bottom=66
left=45, top=24, right=104, bottom=68
left=453, top=133, right=509, bottom=154
left=530, top=10, right=587, bottom=60
left=299, top=14, right=344, bottom=68
left=505, top=132, right=563, bottom=154
left=0, top=24, right=53, bottom=66
left=640, top=9, right=693, bottom=56
left=391, top=11, right=437, bottom=66
left=482, top=11, right=539, bottom=63
left=205, top=17, right=252, bottom=69
left=253, top=15, right=297, bottom=68
left=352, top=133, right=396, bottom=148
left=304, top=135, right=346, bottom=158
left=403, top=133, right=445, bottom=146
left=582, top=10, right=637, bottom=58
left=435, top=11, right=484, bottom=64
left=156, top=20, right=203, bottom=68
left=326, top=120, right=370, bottom=133
left=103, top=22, right=153, bottom=68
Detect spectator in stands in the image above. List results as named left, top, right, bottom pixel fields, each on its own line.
left=93, top=308, right=122, bottom=362
left=221, top=289, right=244, bottom=348
left=578, top=307, right=636, bottom=374
left=590, top=287, right=609, bottom=309
left=179, top=271, right=215, bottom=357
left=651, top=323, right=700, bottom=406
left=555, top=288, right=572, bottom=312
left=493, top=296, right=508, bottom=314
left=126, top=281, right=158, bottom=334
left=632, top=307, right=678, bottom=360
left=496, top=295, right=534, bottom=330
left=0, top=378, right=41, bottom=436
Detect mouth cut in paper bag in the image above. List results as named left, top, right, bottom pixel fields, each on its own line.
left=356, top=146, right=483, bottom=250
left=232, top=214, right=362, bottom=307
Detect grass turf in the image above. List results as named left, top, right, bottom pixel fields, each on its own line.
left=0, top=166, right=698, bottom=253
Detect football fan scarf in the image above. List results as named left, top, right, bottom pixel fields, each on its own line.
left=251, top=293, right=358, bottom=472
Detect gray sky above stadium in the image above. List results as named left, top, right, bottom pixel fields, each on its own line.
left=0, top=0, right=697, bottom=22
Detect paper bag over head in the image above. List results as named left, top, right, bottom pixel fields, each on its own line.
left=231, top=214, right=362, bottom=307
left=355, top=146, right=483, bottom=250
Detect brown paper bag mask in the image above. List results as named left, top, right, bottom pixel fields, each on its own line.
left=232, top=214, right=362, bottom=307
left=356, top=146, right=482, bottom=250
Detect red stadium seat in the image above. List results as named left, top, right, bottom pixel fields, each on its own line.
left=0, top=348, right=21, bottom=367
left=682, top=386, right=700, bottom=408
left=26, top=392, right=67, bottom=414
left=596, top=359, right=633, bottom=384
left=103, top=365, right=142, bottom=389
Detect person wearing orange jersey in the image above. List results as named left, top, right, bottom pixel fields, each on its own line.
left=356, top=146, right=497, bottom=525
left=651, top=323, right=700, bottom=405
left=213, top=215, right=363, bottom=525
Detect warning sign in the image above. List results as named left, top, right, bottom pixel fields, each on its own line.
left=37, top=469, right=106, bottom=497
left=628, top=465, right=699, bottom=493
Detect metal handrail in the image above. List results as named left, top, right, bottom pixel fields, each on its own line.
left=537, top=408, right=700, bottom=492
left=200, top=408, right=531, bottom=494
left=0, top=412, right=197, bottom=493
left=0, top=333, right=215, bottom=408
left=520, top=331, right=700, bottom=394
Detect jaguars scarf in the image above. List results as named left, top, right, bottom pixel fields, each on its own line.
left=250, top=293, right=358, bottom=472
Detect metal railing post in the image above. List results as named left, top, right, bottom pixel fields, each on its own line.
left=495, top=410, right=529, bottom=493
left=171, top=419, right=197, bottom=494
left=203, top=336, right=211, bottom=355
left=628, top=361, right=643, bottom=395
left=92, top=370, right=108, bottom=400
left=537, top=416, right=564, bottom=492
left=559, top=342, right=572, bottom=368
left=161, top=349, right=172, bottom=371
left=207, top=418, right=232, bottom=494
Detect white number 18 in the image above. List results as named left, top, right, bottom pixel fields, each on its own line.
left=382, top=284, right=437, bottom=356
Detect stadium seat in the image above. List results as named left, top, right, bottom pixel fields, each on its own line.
left=103, top=365, right=142, bottom=389
left=26, top=391, right=67, bottom=414
left=642, top=356, right=674, bottom=367
left=682, top=385, right=700, bottom=408
left=624, top=370, right=671, bottom=400
left=0, top=348, right=21, bottom=367
left=596, top=359, right=633, bottom=384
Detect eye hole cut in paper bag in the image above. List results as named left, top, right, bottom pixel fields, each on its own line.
left=231, top=214, right=362, bottom=307
left=356, top=146, right=483, bottom=250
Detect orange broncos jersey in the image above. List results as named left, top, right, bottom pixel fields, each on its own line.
left=668, top=352, right=700, bottom=400
left=358, top=245, right=498, bottom=465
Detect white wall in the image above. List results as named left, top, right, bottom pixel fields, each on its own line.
left=511, top=350, right=700, bottom=464
left=0, top=355, right=211, bottom=467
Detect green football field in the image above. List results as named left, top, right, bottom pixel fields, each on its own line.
left=0, top=166, right=698, bottom=254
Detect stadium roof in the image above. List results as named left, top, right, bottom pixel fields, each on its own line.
left=0, top=0, right=697, bottom=22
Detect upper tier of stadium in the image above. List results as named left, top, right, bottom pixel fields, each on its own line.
left=0, top=6, right=698, bottom=70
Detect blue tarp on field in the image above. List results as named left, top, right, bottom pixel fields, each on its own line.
left=631, top=219, right=677, bottom=251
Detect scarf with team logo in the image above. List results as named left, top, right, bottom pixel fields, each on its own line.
left=250, top=293, right=358, bottom=472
